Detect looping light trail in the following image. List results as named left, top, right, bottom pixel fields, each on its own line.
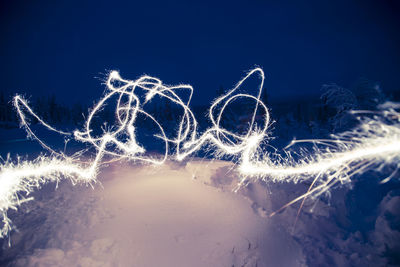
left=0, top=68, right=399, bottom=238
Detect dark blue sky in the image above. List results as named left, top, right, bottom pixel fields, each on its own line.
left=1, top=0, right=399, bottom=105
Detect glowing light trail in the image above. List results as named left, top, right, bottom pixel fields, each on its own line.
left=0, top=68, right=399, bottom=238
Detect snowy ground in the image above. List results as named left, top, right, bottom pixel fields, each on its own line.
left=0, top=128, right=399, bottom=266
left=0, top=160, right=303, bottom=266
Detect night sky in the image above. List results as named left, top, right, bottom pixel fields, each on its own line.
left=1, top=0, right=399, bottom=105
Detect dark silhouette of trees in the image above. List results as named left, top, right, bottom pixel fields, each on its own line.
left=0, top=92, right=87, bottom=128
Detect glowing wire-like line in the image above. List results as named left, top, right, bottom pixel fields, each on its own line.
left=0, top=68, right=399, bottom=238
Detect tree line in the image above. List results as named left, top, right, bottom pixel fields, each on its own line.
left=0, top=92, right=88, bottom=127
left=0, top=78, right=396, bottom=135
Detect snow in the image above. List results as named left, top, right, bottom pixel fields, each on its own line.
left=1, top=161, right=305, bottom=266
left=0, top=128, right=399, bottom=266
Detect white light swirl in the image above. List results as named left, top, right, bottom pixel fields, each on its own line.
left=0, top=68, right=398, bottom=238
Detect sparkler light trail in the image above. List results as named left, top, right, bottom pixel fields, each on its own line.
left=0, top=68, right=399, bottom=238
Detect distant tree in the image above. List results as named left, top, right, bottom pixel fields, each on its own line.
left=48, top=95, right=60, bottom=123
left=0, top=91, right=19, bottom=127
left=34, top=97, right=48, bottom=122
left=0, top=91, right=6, bottom=121
left=321, top=84, right=358, bottom=113
left=71, top=103, right=85, bottom=125
left=321, top=84, right=358, bottom=132
left=351, top=78, right=385, bottom=110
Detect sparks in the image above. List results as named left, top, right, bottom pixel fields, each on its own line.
left=0, top=68, right=399, bottom=238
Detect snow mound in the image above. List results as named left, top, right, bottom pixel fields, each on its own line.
left=1, top=160, right=398, bottom=266
left=2, top=161, right=304, bottom=267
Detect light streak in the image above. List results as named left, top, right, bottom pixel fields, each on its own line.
left=0, top=68, right=399, bottom=238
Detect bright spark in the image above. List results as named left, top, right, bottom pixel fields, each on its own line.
left=0, top=68, right=399, bottom=238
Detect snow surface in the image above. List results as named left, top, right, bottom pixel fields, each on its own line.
left=1, top=161, right=305, bottom=267
left=0, top=128, right=399, bottom=266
